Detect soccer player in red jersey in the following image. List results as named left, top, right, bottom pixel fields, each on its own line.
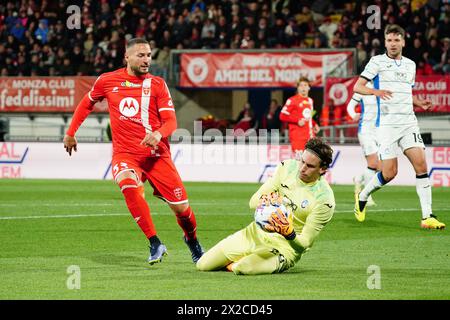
left=279, top=77, right=320, bottom=159
left=63, top=38, right=204, bottom=265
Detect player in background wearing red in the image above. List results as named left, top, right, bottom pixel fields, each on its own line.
left=63, top=38, right=204, bottom=265
left=279, top=77, right=320, bottom=160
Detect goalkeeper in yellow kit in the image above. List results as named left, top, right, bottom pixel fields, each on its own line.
left=196, top=138, right=335, bottom=275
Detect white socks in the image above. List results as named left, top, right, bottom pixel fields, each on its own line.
left=416, top=174, right=432, bottom=219
left=363, top=167, right=377, bottom=186
left=360, top=172, right=387, bottom=201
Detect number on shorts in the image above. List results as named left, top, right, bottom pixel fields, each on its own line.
left=113, top=162, right=129, bottom=175
left=413, top=132, right=423, bottom=144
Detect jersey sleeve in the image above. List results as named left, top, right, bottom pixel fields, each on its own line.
left=87, top=75, right=105, bottom=102
left=346, top=93, right=361, bottom=120
left=155, top=79, right=177, bottom=137
left=249, top=162, right=283, bottom=209
left=279, top=99, right=298, bottom=124
left=360, top=56, right=380, bottom=81
left=289, top=195, right=335, bottom=253
left=66, top=94, right=96, bottom=136
left=66, top=76, right=105, bottom=136
left=156, top=80, right=175, bottom=113
left=411, top=62, right=416, bottom=87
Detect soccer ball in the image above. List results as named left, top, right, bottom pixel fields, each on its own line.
left=254, top=204, right=290, bottom=231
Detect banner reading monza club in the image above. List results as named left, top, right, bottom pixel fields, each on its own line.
left=179, top=51, right=354, bottom=88
left=0, top=77, right=107, bottom=113
left=325, top=76, right=450, bottom=113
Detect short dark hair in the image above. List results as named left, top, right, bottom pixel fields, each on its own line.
left=305, top=137, right=333, bottom=170
left=384, top=24, right=405, bottom=39
left=126, top=38, right=149, bottom=49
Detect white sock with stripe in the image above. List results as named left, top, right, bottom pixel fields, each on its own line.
left=360, top=172, right=387, bottom=202
left=363, top=167, right=377, bottom=186
left=416, top=174, right=432, bottom=219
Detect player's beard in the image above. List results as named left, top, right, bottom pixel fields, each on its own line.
left=130, top=65, right=149, bottom=76
left=388, top=48, right=401, bottom=59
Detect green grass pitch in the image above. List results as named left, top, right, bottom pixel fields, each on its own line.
left=0, top=179, right=449, bottom=300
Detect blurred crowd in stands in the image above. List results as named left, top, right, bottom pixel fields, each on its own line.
left=1, top=0, right=450, bottom=77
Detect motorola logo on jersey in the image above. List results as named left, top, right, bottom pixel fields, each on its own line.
left=187, top=57, right=208, bottom=83
left=119, top=97, right=140, bottom=117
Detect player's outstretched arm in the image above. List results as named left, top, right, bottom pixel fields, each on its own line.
left=354, top=77, right=392, bottom=100
left=346, top=95, right=361, bottom=121
left=63, top=93, right=97, bottom=156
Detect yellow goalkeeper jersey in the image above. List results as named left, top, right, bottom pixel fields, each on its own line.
left=249, top=159, right=335, bottom=255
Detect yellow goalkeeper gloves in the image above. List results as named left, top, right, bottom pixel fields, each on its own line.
left=266, top=210, right=296, bottom=240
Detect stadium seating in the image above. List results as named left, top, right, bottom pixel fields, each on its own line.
left=1, top=1, right=449, bottom=76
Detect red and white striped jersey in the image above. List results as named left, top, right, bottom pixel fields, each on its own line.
left=68, top=68, right=177, bottom=157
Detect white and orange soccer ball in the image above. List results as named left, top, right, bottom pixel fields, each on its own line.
left=254, top=203, right=290, bottom=232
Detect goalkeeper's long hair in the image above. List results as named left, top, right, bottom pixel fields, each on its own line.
left=305, top=137, right=333, bottom=174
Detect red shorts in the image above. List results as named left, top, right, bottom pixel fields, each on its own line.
left=111, top=153, right=188, bottom=204
left=290, top=138, right=308, bottom=153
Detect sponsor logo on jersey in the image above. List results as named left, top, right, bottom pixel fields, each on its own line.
left=112, top=87, right=119, bottom=93
left=119, top=97, right=140, bottom=117
left=300, top=101, right=310, bottom=107
left=283, top=195, right=298, bottom=212
left=395, top=72, right=407, bottom=81
left=121, top=80, right=141, bottom=88
left=302, top=108, right=312, bottom=119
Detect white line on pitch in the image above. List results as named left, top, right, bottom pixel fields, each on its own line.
left=0, top=208, right=436, bottom=220
left=0, top=213, right=129, bottom=220
left=0, top=202, right=244, bottom=207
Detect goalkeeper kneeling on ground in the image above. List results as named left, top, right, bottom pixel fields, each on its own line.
left=197, top=137, right=336, bottom=275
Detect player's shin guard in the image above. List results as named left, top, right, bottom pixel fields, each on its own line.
left=359, top=171, right=388, bottom=211
left=363, top=167, right=377, bottom=186
left=416, top=173, right=432, bottom=219
left=175, top=206, right=197, bottom=241
left=119, top=178, right=156, bottom=238
left=360, top=172, right=387, bottom=199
